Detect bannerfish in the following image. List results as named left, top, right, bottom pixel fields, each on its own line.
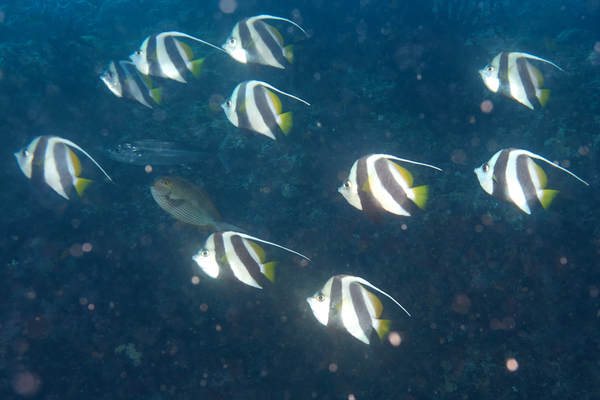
left=100, top=60, right=162, bottom=109
left=474, top=148, right=588, bottom=214
left=222, top=14, right=308, bottom=69
left=130, top=31, right=225, bottom=83
left=192, top=231, right=311, bottom=289
left=222, top=80, right=310, bottom=140
left=101, top=139, right=230, bottom=171
left=479, top=52, right=563, bottom=109
left=307, top=274, right=410, bottom=345
left=150, top=176, right=242, bottom=231
left=338, top=154, right=442, bottom=221
left=14, top=136, right=114, bottom=200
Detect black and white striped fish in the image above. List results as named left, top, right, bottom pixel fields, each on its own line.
left=100, top=60, right=162, bottom=109
left=479, top=52, right=563, bottom=110
left=338, top=154, right=442, bottom=220
left=130, top=31, right=224, bottom=83
left=14, top=136, right=114, bottom=200
left=222, top=80, right=310, bottom=140
left=307, top=275, right=410, bottom=345
left=192, top=231, right=311, bottom=289
left=222, top=14, right=308, bottom=69
left=474, top=148, right=588, bottom=214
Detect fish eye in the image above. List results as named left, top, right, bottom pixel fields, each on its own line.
left=225, top=99, right=232, bottom=107
left=201, top=250, right=210, bottom=257
left=113, top=146, right=122, bottom=154
left=482, top=164, right=490, bottom=172
left=228, top=38, right=236, bottom=45
left=21, top=149, right=29, bottom=157
left=135, top=49, right=142, bottom=56
left=343, top=180, right=352, bottom=189
left=486, top=66, right=494, bottom=72
left=107, top=71, right=114, bottom=78
left=316, top=294, right=325, bottom=302
left=162, top=180, right=169, bottom=185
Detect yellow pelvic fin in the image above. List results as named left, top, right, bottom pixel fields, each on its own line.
left=180, top=40, right=194, bottom=61
left=248, top=241, right=266, bottom=263
left=411, top=185, right=429, bottom=210
left=278, top=111, right=293, bottom=135
left=267, top=89, right=283, bottom=114
left=284, top=44, right=294, bottom=64
left=375, top=319, right=391, bottom=341
left=68, top=147, right=82, bottom=177
left=151, top=88, right=162, bottom=105
left=392, top=162, right=414, bottom=187
left=262, top=261, right=277, bottom=283
left=74, top=177, right=93, bottom=197
left=539, top=189, right=560, bottom=210
left=190, top=58, right=204, bottom=80
left=538, top=89, right=551, bottom=108
left=532, top=162, right=548, bottom=189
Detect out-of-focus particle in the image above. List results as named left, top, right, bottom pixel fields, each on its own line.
left=506, top=358, right=518, bottom=372
left=480, top=100, right=493, bottom=113
left=452, top=293, right=472, bottom=314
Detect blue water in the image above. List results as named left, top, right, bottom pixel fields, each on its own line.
left=2, top=0, right=600, bottom=398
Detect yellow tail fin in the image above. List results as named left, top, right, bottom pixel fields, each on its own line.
left=539, top=189, right=559, bottom=210
left=538, top=89, right=551, bottom=108
left=190, top=58, right=204, bottom=80
left=411, top=185, right=429, bottom=209
left=278, top=111, right=293, bottom=135
left=262, top=261, right=277, bottom=283
left=151, top=88, right=162, bottom=105
left=74, top=178, right=94, bottom=198
left=284, top=45, right=294, bottom=64
left=375, top=319, right=391, bottom=341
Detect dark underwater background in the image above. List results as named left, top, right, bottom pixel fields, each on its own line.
left=2, top=0, right=600, bottom=399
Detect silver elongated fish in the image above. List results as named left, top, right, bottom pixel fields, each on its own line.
left=193, top=231, right=311, bottom=289
left=339, top=154, right=442, bottom=221
left=130, top=31, right=225, bottom=83
left=222, top=15, right=308, bottom=69
left=101, top=139, right=230, bottom=171
left=222, top=80, right=310, bottom=140
left=474, top=148, right=588, bottom=214
left=15, top=136, right=114, bottom=200
left=100, top=60, right=162, bottom=109
left=479, top=52, right=563, bottom=109
left=307, top=275, right=410, bottom=345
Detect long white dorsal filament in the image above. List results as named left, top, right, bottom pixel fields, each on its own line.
left=257, top=81, right=311, bottom=106
left=233, top=232, right=311, bottom=262
left=251, top=15, right=308, bottom=37
left=356, top=277, right=411, bottom=317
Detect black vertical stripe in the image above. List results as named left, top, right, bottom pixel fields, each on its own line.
left=124, top=62, right=153, bottom=106
left=214, top=232, right=234, bottom=280
left=238, top=19, right=252, bottom=48
left=516, top=57, right=539, bottom=108
left=163, top=36, right=187, bottom=77
left=31, top=136, right=48, bottom=189
left=515, top=154, right=538, bottom=210
left=491, top=149, right=510, bottom=201
left=328, top=275, right=345, bottom=328
left=374, top=158, right=411, bottom=214
left=253, top=85, right=278, bottom=133
left=146, top=34, right=161, bottom=77
left=53, top=142, right=73, bottom=199
left=349, top=281, right=373, bottom=340
left=236, top=82, right=250, bottom=130
left=497, top=52, right=511, bottom=97
left=356, top=156, right=384, bottom=220
left=253, top=20, right=286, bottom=66
left=230, top=235, right=263, bottom=285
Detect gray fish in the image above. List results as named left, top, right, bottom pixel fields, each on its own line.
left=101, top=138, right=230, bottom=171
